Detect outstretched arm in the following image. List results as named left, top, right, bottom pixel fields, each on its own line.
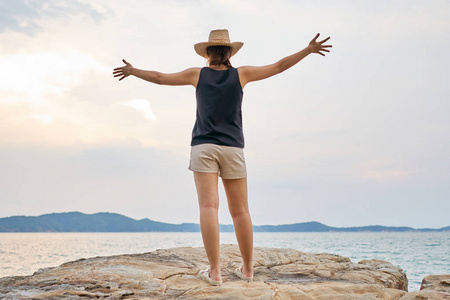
left=238, top=33, right=332, bottom=88
left=113, top=59, right=200, bottom=87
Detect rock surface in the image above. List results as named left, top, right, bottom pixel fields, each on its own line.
left=0, top=244, right=446, bottom=299
left=400, top=275, right=450, bottom=300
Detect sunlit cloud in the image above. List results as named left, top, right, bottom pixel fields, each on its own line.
left=30, top=114, right=53, bottom=124
left=118, top=99, right=157, bottom=121
left=0, top=50, right=109, bottom=104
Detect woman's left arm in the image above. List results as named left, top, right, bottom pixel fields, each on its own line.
left=238, top=33, right=332, bottom=88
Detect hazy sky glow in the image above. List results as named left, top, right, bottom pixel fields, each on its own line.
left=0, top=0, right=449, bottom=228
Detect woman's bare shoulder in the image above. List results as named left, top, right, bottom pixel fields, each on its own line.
left=236, top=65, right=279, bottom=88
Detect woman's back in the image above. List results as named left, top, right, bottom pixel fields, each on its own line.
left=192, top=67, right=244, bottom=148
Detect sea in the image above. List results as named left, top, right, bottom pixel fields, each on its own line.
left=0, top=231, right=448, bottom=291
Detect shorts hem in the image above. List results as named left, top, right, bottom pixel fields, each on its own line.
left=220, top=174, right=247, bottom=179
left=188, top=167, right=219, bottom=174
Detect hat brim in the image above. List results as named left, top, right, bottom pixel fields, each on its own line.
left=194, top=41, right=243, bottom=58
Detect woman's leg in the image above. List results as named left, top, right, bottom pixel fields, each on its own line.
left=193, top=171, right=221, bottom=281
left=222, top=177, right=253, bottom=278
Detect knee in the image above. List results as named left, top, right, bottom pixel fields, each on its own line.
left=229, top=208, right=249, bottom=219
left=199, top=198, right=219, bottom=210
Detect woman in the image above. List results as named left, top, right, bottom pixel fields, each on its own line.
left=113, top=29, right=331, bottom=285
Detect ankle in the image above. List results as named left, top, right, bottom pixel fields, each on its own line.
left=242, top=264, right=253, bottom=277
left=209, top=266, right=222, bottom=281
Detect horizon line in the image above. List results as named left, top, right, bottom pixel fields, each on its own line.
left=1, top=211, right=448, bottom=230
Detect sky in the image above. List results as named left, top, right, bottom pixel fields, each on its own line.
left=0, top=0, right=449, bottom=228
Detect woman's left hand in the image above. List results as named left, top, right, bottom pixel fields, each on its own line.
left=308, top=34, right=332, bottom=56
left=113, top=59, right=133, bottom=81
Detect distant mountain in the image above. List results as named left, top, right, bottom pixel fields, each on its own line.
left=0, top=212, right=197, bottom=232
left=434, top=226, right=450, bottom=232
left=255, top=221, right=334, bottom=232
left=0, top=212, right=448, bottom=232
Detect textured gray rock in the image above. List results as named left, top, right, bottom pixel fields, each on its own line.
left=0, top=244, right=443, bottom=299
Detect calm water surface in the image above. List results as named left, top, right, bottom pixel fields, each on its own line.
left=0, top=232, right=448, bottom=291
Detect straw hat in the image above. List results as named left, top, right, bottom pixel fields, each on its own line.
left=194, top=29, right=243, bottom=58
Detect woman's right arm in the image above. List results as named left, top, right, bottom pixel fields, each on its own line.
left=113, top=59, right=200, bottom=87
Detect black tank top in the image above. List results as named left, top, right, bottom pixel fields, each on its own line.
left=191, top=67, right=244, bottom=148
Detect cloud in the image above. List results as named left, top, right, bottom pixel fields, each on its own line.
left=0, top=50, right=109, bottom=104
left=0, top=0, right=104, bottom=35
left=31, top=114, right=53, bottom=124
left=118, top=99, right=157, bottom=121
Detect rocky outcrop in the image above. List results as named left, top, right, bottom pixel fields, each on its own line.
left=400, top=275, right=450, bottom=300
left=0, top=244, right=446, bottom=299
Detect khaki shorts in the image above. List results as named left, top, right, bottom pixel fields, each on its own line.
left=189, top=143, right=247, bottom=179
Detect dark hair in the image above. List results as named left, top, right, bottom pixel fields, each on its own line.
left=207, top=46, right=232, bottom=68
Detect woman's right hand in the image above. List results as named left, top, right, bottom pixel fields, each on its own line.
left=113, top=59, right=133, bottom=81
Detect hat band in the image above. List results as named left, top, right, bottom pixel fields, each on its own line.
left=210, top=38, right=230, bottom=42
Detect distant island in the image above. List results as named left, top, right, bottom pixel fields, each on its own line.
left=0, top=212, right=448, bottom=232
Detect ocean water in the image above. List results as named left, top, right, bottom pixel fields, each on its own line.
left=0, top=232, right=448, bottom=291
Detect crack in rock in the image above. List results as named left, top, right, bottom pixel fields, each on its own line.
left=264, top=281, right=282, bottom=300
